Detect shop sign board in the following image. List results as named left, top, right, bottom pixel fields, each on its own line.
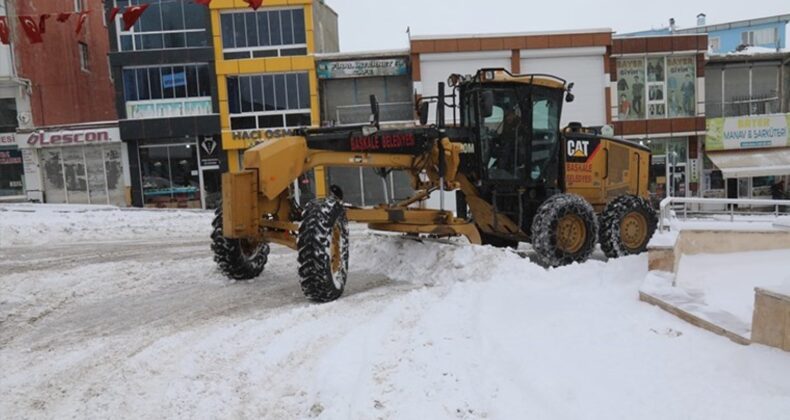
left=0, top=133, right=15, bottom=145
left=706, top=113, right=790, bottom=151
left=127, top=98, right=212, bottom=120
left=0, top=150, right=22, bottom=165
left=16, top=127, right=121, bottom=149
left=199, top=137, right=221, bottom=167
left=231, top=128, right=299, bottom=147
left=317, top=58, right=408, bottom=79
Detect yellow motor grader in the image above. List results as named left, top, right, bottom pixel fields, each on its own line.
left=212, top=68, right=656, bottom=302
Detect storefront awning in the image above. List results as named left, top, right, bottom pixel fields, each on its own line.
left=708, top=148, right=790, bottom=178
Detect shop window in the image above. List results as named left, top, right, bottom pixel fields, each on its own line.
left=139, top=144, right=201, bottom=208
left=228, top=72, right=311, bottom=130
left=39, top=145, right=124, bottom=205
left=752, top=176, right=776, bottom=198
left=220, top=8, right=306, bottom=60
left=0, top=149, right=24, bottom=197
left=115, top=0, right=208, bottom=52
left=616, top=56, right=695, bottom=121
left=123, top=64, right=213, bottom=119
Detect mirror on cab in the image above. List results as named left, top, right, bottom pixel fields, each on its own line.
left=418, top=101, right=430, bottom=125
left=481, top=91, right=494, bottom=118
left=565, top=82, right=575, bottom=103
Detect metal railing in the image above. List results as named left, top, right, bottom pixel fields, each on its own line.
left=658, top=196, right=790, bottom=231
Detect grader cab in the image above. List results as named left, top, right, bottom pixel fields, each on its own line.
left=213, top=68, right=657, bottom=302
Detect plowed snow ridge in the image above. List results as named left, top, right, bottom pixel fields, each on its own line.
left=1, top=204, right=789, bottom=419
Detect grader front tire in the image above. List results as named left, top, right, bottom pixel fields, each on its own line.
left=297, top=197, right=350, bottom=303
left=211, top=206, right=269, bottom=280
left=530, top=194, right=598, bottom=267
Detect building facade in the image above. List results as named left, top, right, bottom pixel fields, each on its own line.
left=316, top=50, right=414, bottom=206
left=610, top=34, right=708, bottom=205
left=0, top=1, right=25, bottom=202
left=703, top=51, right=790, bottom=200
left=622, top=13, right=789, bottom=54
left=209, top=0, right=338, bottom=199
left=107, top=0, right=223, bottom=209
left=9, top=0, right=120, bottom=204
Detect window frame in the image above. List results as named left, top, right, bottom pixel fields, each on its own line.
left=113, top=0, right=208, bottom=52
left=122, top=63, right=214, bottom=119
left=219, top=7, right=307, bottom=60
left=78, top=42, right=90, bottom=72
left=227, top=71, right=311, bottom=131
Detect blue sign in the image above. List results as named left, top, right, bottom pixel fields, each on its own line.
left=162, top=72, right=187, bottom=89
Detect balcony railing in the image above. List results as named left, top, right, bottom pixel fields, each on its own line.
left=706, top=95, right=781, bottom=118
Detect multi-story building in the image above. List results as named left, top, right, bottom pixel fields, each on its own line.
left=703, top=50, right=790, bottom=200
left=316, top=49, right=414, bottom=206
left=106, top=0, right=223, bottom=209
left=208, top=0, right=338, bottom=198
left=623, top=13, right=789, bottom=54
left=0, top=0, right=26, bottom=202
left=9, top=0, right=121, bottom=205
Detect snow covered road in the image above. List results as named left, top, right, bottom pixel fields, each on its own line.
left=1, top=205, right=790, bottom=419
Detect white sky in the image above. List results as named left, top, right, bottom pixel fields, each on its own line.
left=324, top=0, right=790, bottom=52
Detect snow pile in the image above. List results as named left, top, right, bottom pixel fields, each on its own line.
left=676, top=249, right=790, bottom=323
left=0, top=204, right=213, bottom=247
left=2, top=207, right=790, bottom=419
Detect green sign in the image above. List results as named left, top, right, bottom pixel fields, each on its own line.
left=317, top=59, right=408, bottom=79
left=706, top=114, right=790, bottom=151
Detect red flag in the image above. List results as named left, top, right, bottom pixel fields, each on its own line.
left=39, top=14, right=51, bottom=34
left=244, top=0, right=263, bottom=10
left=75, top=11, right=90, bottom=34
left=195, top=0, right=212, bottom=5
left=56, top=13, right=72, bottom=23
left=108, top=6, right=121, bottom=22
left=0, top=17, right=9, bottom=45
left=122, top=4, right=149, bottom=31
left=19, top=16, right=43, bottom=44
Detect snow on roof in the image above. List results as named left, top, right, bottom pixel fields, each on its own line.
left=709, top=45, right=790, bottom=58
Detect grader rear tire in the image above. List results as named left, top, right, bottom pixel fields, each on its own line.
left=531, top=194, right=598, bottom=267
left=297, top=197, right=349, bottom=303
left=599, top=195, right=657, bottom=258
left=211, top=205, right=269, bottom=280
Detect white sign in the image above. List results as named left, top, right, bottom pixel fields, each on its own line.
left=0, top=133, right=15, bottom=145
left=16, top=127, right=121, bottom=149
left=317, top=58, right=408, bottom=79
left=127, top=98, right=212, bottom=120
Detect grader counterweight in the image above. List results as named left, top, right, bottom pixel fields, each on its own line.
left=212, top=68, right=657, bottom=302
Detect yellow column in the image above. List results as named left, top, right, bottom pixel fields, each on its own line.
left=227, top=149, right=240, bottom=172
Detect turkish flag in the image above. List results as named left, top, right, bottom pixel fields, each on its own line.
left=0, top=17, right=9, bottom=45
left=75, top=11, right=90, bottom=34
left=19, top=16, right=43, bottom=44
left=108, top=6, right=121, bottom=22
left=39, top=14, right=51, bottom=34
left=245, top=0, right=263, bottom=10
left=122, top=4, right=150, bottom=31
left=56, top=13, right=72, bottom=23
left=195, top=0, right=212, bottom=5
